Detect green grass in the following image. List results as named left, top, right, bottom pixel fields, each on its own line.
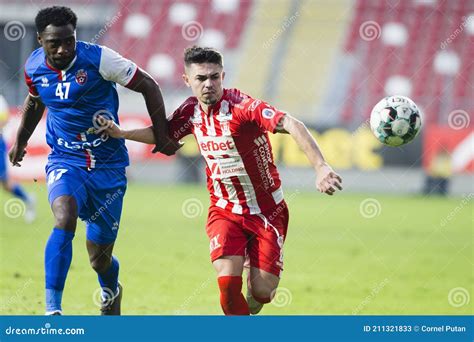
left=0, top=183, right=472, bottom=315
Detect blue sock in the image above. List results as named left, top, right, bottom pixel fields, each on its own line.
left=45, top=289, right=63, bottom=313
left=44, top=228, right=74, bottom=312
left=98, top=256, right=119, bottom=298
left=11, top=184, right=29, bottom=203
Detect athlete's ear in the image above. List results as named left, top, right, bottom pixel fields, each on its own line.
left=222, top=71, right=225, bottom=81
left=182, top=73, right=190, bottom=87
left=37, top=33, right=42, bottom=45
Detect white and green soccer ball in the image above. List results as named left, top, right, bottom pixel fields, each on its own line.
left=370, top=95, right=422, bottom=147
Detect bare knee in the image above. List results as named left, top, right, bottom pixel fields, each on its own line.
left=52, top=196, right=78, bottom=231
left=213, top=256, right=244, bottom=277
left=249, top=268, right=280, bottom=302
left=250, top=283, right=277, bottom=301
left=90, top=254, right=111, bottom=274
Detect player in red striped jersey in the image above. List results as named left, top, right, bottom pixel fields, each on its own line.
left=101, top=46, right=342, bottom=315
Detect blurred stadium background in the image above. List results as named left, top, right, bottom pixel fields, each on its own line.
left=0, top=0, right=472, bottom=193
left=0, top=0, right=472, bottom=315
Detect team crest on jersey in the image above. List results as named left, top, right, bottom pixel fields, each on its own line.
left=75, top=69, right=88, bottom=86
left=220, top=121, right=231, bottom=136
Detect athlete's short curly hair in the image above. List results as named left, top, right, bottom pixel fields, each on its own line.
left=184, top=46, right=223, bottom=67
left=35, top=6, right=77, bottom=33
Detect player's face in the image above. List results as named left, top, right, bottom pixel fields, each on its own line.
left=38, top=24, right=76, bottom=70
left=183, top=63, right=225, bottom=106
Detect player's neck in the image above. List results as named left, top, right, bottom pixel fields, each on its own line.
left=200, top=102, right=211, bottom=114
left=199, top=95, right=224, bottom=115
left=46, top=56, right=76, bottom=71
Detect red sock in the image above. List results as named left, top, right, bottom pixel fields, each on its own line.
left=217, top=276, right=250, bottom=315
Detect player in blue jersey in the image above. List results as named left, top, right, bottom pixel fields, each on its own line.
left=8, top=6, right=181, bottom=315
left=0, top=94, right=36, bottom=223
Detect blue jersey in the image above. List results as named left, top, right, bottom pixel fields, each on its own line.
left=24, top=41, right=137, bottom=169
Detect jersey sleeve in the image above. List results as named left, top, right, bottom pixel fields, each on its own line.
left=98, top=46, right=138, bottom=87
left=238, top=98, right=286, bottom=133
left=24, top=69, right=39, bottom=98
left=168, top=101, right=195, bottom=140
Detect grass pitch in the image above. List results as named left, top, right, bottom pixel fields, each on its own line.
left=0, top=183, right=472, bottom=315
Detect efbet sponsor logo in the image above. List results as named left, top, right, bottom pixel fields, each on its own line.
left=197, top=136, right=238, bottom=156
left=200, top=139, right=234, bottom=152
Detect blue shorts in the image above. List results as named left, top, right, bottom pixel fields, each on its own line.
left=46, top=163, right=127, bottom=244
left=0, top=137, right=7, bottom=181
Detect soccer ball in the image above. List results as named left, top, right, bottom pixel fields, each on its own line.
left=370, top=95, right=422, bottom=146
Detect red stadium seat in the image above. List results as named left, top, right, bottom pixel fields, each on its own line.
left=102, top=0, right=253, bottom=85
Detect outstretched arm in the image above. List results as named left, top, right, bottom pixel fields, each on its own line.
left=275, top=114, right=342, bottom=195
left=121, top=125, right=155, bottom=144
left=125, top=68, right=181, bottom=155
left=9, top=95, right=45, bottom=166
left=98, top=118, right=156, bottom=144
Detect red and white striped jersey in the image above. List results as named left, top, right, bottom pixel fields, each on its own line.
left=169, top=88, right=286, bottom=215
